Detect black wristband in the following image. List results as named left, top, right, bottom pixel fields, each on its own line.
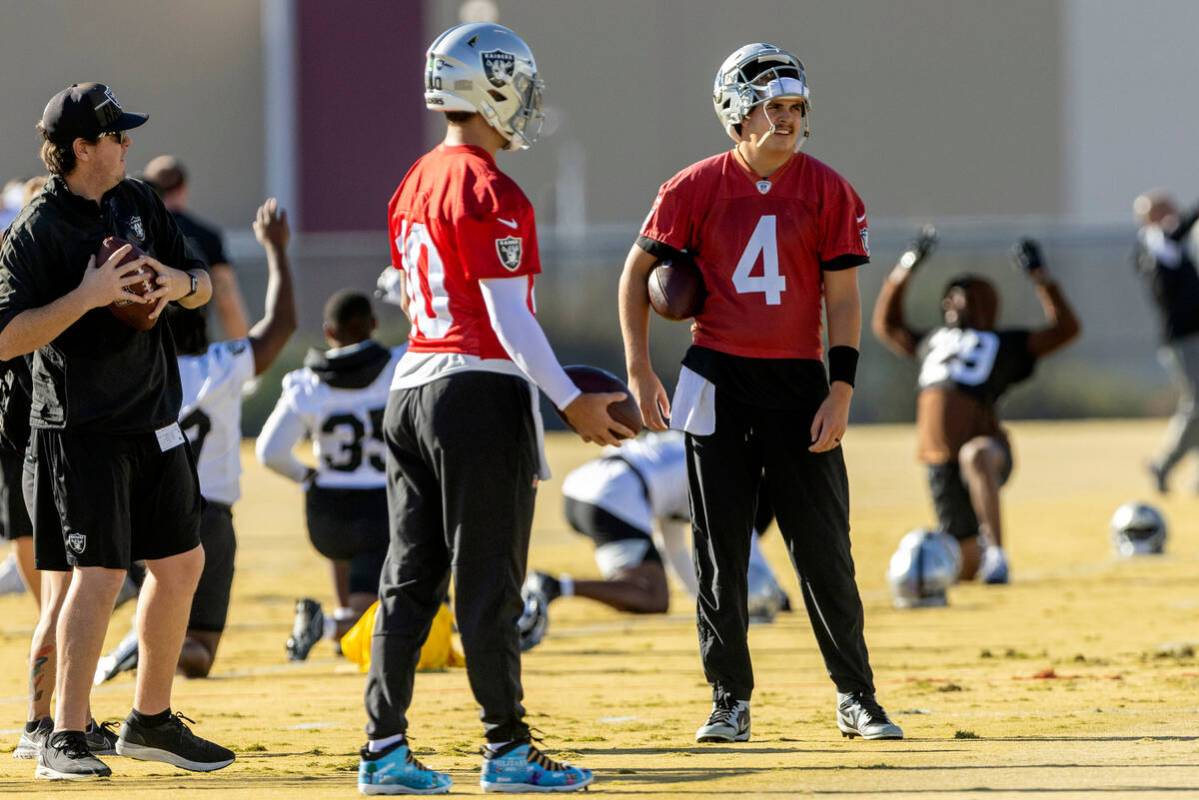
left=828, top=345, right=859, bottom=387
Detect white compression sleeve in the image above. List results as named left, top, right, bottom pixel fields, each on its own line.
left=479, top=277, right=581, bottom=410
left=255, top=399, right=311, bottom=483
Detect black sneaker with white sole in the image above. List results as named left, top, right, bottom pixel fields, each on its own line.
left=115, top=711, right=235, bottom=772
left=13, top=716, right=52, bottom=759
left=836, top=691, right=903, bottom=740
left=86, top=719, right=120, bottom=756
left=35, top=730, right=112, bottom=780
left=695, top=696, right=751, bottom=742
left=286, top=598, right=325, bottom=661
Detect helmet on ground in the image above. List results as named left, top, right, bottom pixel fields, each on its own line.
left=747, top=560, right=785, bottom=623
left=1110, top=501, right=1167, bottom=558
left=516, top=586, right=548, bottom=651
left=713, top=42, right=810, bottom=140
left=887, top=528, right=961, bottom=609
left=424, top=22, right=544, bottom=150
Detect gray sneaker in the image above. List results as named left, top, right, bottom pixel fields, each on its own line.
left=35, top=730, right=112, bottom=780
left=13, top=717, right=52, bottom=759
left=116, top=711, right=235, bottom=772
left=85, top=719, right=119, bottom=757
left=836, top=691, right=903, bottom=740
left=695, top=697, right=750, bottom=743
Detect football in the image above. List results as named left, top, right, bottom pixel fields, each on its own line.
left=647, top=254, right=705, bottom=320
left=557, top=365, right=643, bottom=439
left=96, top=236, right=158, bottom=332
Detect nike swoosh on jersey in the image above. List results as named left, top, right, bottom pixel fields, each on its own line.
left=497, top=217, right=519, bottom=229
left=856, top=213, right=867, bottom=223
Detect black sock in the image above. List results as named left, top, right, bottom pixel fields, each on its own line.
left=130, top=707, right=172, bottom=728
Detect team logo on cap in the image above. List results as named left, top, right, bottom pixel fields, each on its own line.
left=482, top=50, right=516, bottom=87
left=495, top=236, right=523, bottom=271
left=67, top=531, right=86, bottom=554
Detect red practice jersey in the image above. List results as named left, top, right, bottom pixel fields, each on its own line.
left=388, top=144, right=539, bottom=359
left=640, top=150, right=868, bottom=360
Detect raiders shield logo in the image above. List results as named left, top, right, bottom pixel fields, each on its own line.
left=482, top=49, right=516, bottom=87
left=67, top=531, right=86, bottom=554
left=495, top=236, right=523, bottom=271
left=127, top=215, right=146, bottom=243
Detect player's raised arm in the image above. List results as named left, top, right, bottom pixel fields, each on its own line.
left=872, top=225, right=936, bottom=358
left=246, top=198, right=297, bottom=375
left=1013, top=238, right=1081, bottom=357
left=618, top=242, right=670, bottom=430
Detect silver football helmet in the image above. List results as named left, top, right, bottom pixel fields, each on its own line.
left=713, top=43, right=811, bottom=142
left=424, top=23, right=544, bottom=150
left=747, top=560, right=785, bottom=624
left=516, top=585, right=549, bottom=651
left=887, top=529, right=961, bottom=609
left=1110, top=501, right=1167, bottom=558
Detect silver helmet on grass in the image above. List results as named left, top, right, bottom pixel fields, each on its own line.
left=887, top=529, right=961, bottom=609
left=713, top=43, right=810, bottom=143
left=1110, top=501, right=1167, bottom=558
left=424, top=23, right=545, bottom=150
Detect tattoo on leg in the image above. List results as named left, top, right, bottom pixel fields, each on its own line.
left=30, top=646, right=52, bottom=703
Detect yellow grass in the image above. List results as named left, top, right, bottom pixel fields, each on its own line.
left=2, top=420, right=1198, bottom=798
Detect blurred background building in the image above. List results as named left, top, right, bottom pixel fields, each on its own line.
left=0, top=0, right=1194, bottom=429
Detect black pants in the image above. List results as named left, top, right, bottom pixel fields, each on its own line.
left=365, top=372, right=537, bottom=743
left=187, top=501, right=236, bottom=633
left=687, top=390, right=874, bottom=703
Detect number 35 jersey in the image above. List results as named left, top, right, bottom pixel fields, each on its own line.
left=639, top=150, right=868, bottom=360
left=178, top=339, right=257, bottom=506
left=914, top=327, right=1037, bottom=464
left=266, top=342, right=405, bottom=490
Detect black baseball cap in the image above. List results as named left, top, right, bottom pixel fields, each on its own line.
left=40, top=83, right=148, bottom=144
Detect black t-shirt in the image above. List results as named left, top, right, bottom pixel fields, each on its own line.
left=916, top=327, right=1037, bottom=405
left=172, top=210, right=228, bottom=269
left=0, top=176, right=206, bottom=434
left=1134, top=212, right=1199, bottom=343
left=682, top=345, right=829, bottom=413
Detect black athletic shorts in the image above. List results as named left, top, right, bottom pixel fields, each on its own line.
left=563, top=496, right=663, bottom=567
left=29, top=426, right=202, bottom=571
left=927, top=440, right=1013, bottom=541
left=188, top=501, right=236, bottom=633
left=0, top=448, right=32, bottom=541
left=306, top=485, right=388, bottom=596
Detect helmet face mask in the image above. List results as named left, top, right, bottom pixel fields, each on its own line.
left=424, top=23, right=545, bottom=150
left=713, top=43, right=810, bottom=144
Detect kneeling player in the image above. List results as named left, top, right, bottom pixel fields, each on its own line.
left=97, top=198, right=296, bottom=681
left=872, top=231, right=1080, bottom=582
left=256, top=290, right=401, bottom=659
left=522, top=431, right=787, bottom=647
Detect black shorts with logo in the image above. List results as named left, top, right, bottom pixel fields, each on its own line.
left=305, top=485, right=389, bottom=596
left=927, top=440, right=1014, bottom=541
left=188, top=501, right=236, bottom=633
left=29, top=425, right=202, bottom=571
left=0, top=448, right=32, bottom=541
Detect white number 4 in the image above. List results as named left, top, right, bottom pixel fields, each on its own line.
left=732, top=215, right=785, bottom=305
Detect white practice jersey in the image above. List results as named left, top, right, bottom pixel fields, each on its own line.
left=259, top=344, right=404, bottom=490
left=562, top=430, right=689, bottom=524
left=178, top=338, right=257, bottom=506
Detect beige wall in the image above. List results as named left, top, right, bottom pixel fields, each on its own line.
left=0, top=0, right=264, bottom=231
left=427, top=0, right=1065, bottom=226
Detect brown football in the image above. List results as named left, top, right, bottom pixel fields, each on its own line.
left=556, top=365, right=643, bottom=440
left=648, top=254, right=705, bottom=321
left=96, top=236, right=157, bottom=332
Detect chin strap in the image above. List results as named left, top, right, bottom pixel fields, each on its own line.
left=749, top=102, right=811, bottom=152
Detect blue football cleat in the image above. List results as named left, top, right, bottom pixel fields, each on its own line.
left=480, top=740, right=593, bottom=793
left=358, top=740, right=452, bottom=795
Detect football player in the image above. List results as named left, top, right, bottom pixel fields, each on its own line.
left=256, top=290, right=402, bottom=660
left=94, top=198, right=297, bottom=682
left=521, top=431, right=788, bottom=630
left=620, top=43, right=902, bottom=744
left=356, top=22, right=624, bottom=795
left=872, top=230, right=1080, bottom=582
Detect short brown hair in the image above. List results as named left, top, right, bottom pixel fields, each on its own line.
left=36, top=122, right=91, bottom=176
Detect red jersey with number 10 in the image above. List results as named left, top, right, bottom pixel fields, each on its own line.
left=640, top=150, right=869, bottom=360
left=388, top=144, right=539, bottom=359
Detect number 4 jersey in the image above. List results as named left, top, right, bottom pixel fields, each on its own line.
left=639, top=150, right=869, bottom=360
left=915, top=327, right=1037, bottom=464
left=258, top=341, right=404, bottom=490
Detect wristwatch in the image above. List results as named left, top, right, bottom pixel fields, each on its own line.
left=184, top=271, right=198, bottom=299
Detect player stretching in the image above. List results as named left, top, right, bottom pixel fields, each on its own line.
left=96, top=199, right=296, bottom=682
left=357, top=23, right=628, bottom=795
left=873, top=231, right=1080, bottom=581
left=257, top=290, right=400, bottom=659
left=620, top=43, right=901, bottom=743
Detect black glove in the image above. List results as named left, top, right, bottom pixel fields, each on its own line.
left=899, top=224, right=937, bottom=270
left=1011, top=238, right=1044, bottom=273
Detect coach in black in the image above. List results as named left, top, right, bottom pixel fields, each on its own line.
left=0, top=83, right=233, bottom=780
